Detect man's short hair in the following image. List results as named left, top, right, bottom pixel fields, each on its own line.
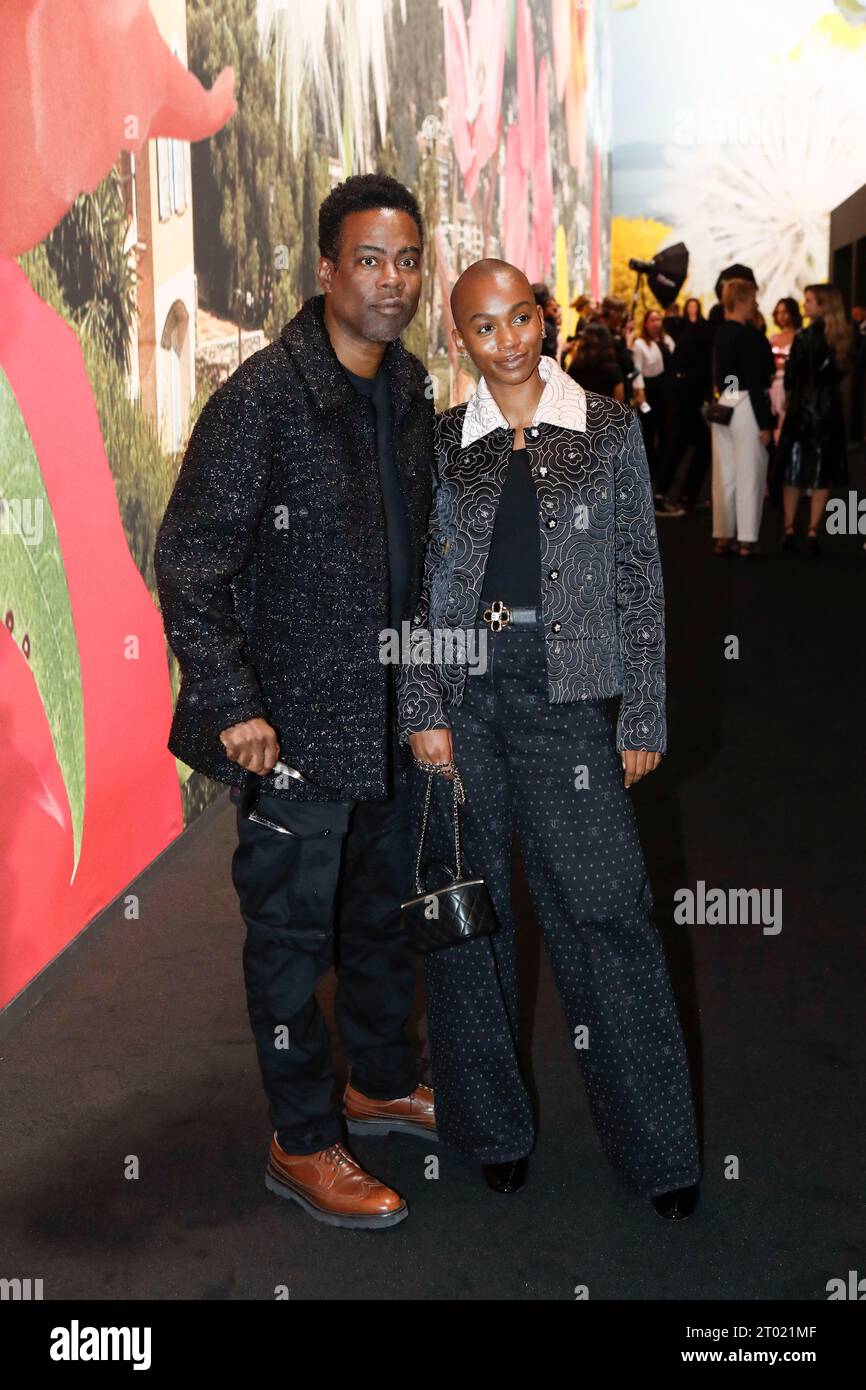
left=318, top=173, right=424, bottom=264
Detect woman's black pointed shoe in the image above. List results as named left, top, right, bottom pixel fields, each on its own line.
left=482, top=1158, right=528, bottom=1193
left=652, top=1184, right=699, bottom=1220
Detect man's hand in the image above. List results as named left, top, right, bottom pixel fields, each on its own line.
left=621, top=749, right=662, bottom=788
left=409, top=728, right=454, bottom=774
left=758, top=429, right=772, bottom=447
left=220, top=717, right=280, bottom=775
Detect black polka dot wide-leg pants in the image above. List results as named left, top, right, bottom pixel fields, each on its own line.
left=415, top=621, right=701, bottom=1197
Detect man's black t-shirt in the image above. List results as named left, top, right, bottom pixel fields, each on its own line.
left=343, top=361, right=411, bottom=631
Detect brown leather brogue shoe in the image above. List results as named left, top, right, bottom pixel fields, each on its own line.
left=343, top=1081, right=438, bottom=1140
left=265, top=1137, right=408, bottom=1229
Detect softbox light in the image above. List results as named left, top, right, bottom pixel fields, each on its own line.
left=628, top=243, right=689, bottom=308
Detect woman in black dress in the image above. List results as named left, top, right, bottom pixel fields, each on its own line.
left=631, top=309, right=675, bottom=500
left=777, top=284, right=853, bottom=555
left=658, top=297, right=713, bottom=512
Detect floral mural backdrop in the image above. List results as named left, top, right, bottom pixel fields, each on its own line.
left=255, top=0, right=611, bottom=391
left=0, top=0, right=611, bottom=1010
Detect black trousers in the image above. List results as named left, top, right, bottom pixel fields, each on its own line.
left=231, top=771, right=418, bottom=1155
left=658, top=381, right=711, bottom=501
left=414, top=622, right=701, bottom=1197
left=638, top=374, right=669, bottom=488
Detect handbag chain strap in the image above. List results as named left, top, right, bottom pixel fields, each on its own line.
left=413, top=764, right=466, bottom=895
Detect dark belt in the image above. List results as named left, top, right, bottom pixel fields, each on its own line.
left=480, top=600, right=539, bottom=632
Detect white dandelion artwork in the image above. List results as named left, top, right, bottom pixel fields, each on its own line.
left=256, top=0, right=405, bottom=174
left=652, top=22, right=866, bottom=310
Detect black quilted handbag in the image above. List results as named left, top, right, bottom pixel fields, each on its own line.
left=401, top=768, right=499, bottom=953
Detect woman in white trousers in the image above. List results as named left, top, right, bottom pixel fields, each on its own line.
left=710, top=279, right=775, bottom=557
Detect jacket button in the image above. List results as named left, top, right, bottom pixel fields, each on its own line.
left=552, top=621, right=562, bottom=633
left=546, top=517, right=557, bottom=529
left=549, top=569, right=559, bottom=580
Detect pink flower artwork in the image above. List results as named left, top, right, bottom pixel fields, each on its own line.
left=503, top=0, right=553, bottom=285
left=0, top=0, right=236, bottom=1007
left=442, top=0, right=505, bottom=201
left=0, top=0, right=236, bottom=257
left=552, top=0, right=591, bottom=184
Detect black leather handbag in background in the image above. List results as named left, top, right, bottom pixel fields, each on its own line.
left=401, top=769, right=499, bottom=953
left=701, top=398, right=734, bottom=426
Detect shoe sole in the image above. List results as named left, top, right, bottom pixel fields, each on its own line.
left=264, top=1170, right=408, bottom=1229
left=344, top=1115, right=439, bottom=1141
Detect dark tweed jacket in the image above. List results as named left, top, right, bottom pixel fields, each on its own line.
left=154, top=293, right=434, bottom=800
left=396, top=358, right=667, bottom=753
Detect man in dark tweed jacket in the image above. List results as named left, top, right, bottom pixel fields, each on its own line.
left=154, top=174, right=436, bottom=1230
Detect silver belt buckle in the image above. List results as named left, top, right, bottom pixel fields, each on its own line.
left=482, top=599, right=511, bottom=633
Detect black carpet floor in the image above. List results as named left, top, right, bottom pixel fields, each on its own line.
left=2, top=488, right=865, bottom=1301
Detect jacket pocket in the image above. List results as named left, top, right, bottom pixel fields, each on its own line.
left=234, top=789, right=351, bottom=838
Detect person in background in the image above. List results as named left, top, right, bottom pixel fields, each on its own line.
left=851, top=302, right=866, bottom=372
left=710, top=278, right=774, bottom=557
left=662, top=300, right=685, bottom=343
left=657, top=296, right=712, bottom=513
left=751, top=305, right=778, bottom=514
left=632, top=307, right=675, bottom=502
left=560, top=293, right=597, bottom=370
left=545, top=295, right=562, bottom=356
left=777, top=283, right=853, bottom=555
left=599, top=295, right=638, bottom=402
left=849, top=304, right=866, bottom=459
left=532, top=282, right=559, bottom=357
left=573, top=292, right=598, bottom=331
left=769, top=298, right=802, bottom=445
left=707, top=263, right=758, bottom=346
left=567, top=321, right=625, bottom=400
left=752, top=307, right=777, bottom=424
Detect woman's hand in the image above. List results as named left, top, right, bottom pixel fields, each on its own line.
left=409, top=728, right=454, bottom=774
left=621, top=749, right=662, bottom=788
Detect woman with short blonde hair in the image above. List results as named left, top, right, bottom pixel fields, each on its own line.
left=722, top=278, right=759, bottom=313
left=710, top=280, right=775, bottom=556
